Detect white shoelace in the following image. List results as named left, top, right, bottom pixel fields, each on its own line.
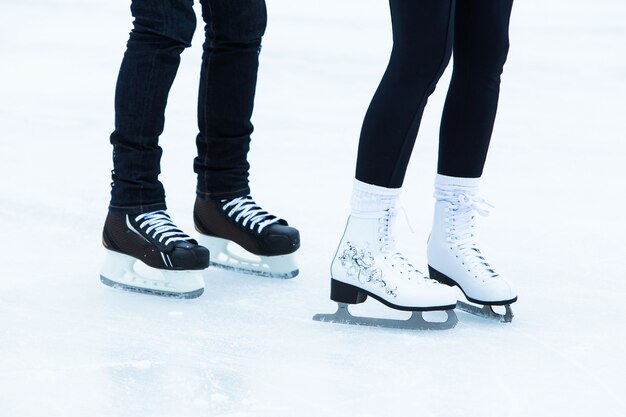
left=135, top=211, right=191, bottom=246
left=222, top=195, right=281, bottom=233
left=435, top=189, right=498, bottom=279
left=378, top=207, right=431, bottom=285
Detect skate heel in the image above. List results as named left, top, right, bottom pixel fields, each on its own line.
left=330, top=279, right=368, bottom=304
left=428, top=266, right=458, bottom=287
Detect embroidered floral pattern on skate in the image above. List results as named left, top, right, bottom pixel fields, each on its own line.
left=339, top=242, right=397, bottom=297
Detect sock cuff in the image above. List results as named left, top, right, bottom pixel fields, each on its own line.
left=351, top=179, right=401, bottom=216
left=435, top=174, right=480, bottom=189
left=353, top=179, right=402, bottom=196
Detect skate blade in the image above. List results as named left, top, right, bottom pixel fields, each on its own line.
left=198, top=235, right=298, bottom=279
left=100, top=250, right=205, bottom=299
left=313, top=303, right=458, bottom=331
left=456, top=300, right=513, bottom=323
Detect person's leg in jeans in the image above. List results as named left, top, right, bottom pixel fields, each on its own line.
left=194, top=0, right=267, bottom=200
left=192, top=0, right=300, bottom=278
left=109, top=0, right=196, bottom=214
left=102, top=1, right=209, bottom=298
left=428, top=0, right=517, bottom=318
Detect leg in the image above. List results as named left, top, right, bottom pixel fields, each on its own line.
left=109, top=0, right=196, bottom=214
left=192, top=0, right=299, bottom=278
left=320, top=1, right=459, bottom=328
left=428, top=0, right=517, bottom=320
left=438, top=0, right=514, bottom=177
left=356, top=0, right=455, bottom=188
left=103, top=1, right=208, bottom=298
left=195, top=0, right=267, bottom=200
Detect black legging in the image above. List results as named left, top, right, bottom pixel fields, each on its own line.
left=356, top=0, right=514, bottom=187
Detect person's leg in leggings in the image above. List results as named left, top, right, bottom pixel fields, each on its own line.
left=438, top=0, right=513, bottom=178
left=109, top=0, right=196, bottom=214
left=427, top=0, right=517, bottom=312
left=328, top=1, right=460, bottom=317
left=355, top=0, right=455, bottom=188
left=194, top=0, right=267, bottom=201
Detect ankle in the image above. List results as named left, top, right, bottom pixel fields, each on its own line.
left=434, top=174, right=480, bottom=201
left=351, top=179, right=401, bottom=218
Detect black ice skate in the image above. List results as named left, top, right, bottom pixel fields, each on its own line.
left=194, top=196, right=300, bottom=278
left=100, top=210, right=209, bottom=298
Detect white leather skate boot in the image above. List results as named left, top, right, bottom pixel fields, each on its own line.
left=427, top=175, right=517, bottom=321
left=313, top=180, right=458, bottom=330
left=314, top=180, right=457, bottom=330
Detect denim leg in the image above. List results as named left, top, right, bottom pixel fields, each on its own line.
left=109, top=0, right=196, bottom=214
left=194, top=0, right=267, bottom=200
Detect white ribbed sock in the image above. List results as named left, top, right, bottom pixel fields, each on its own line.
left=351, top=179, right=401, bottom=217
left=435, top=174, right=480, bottom=198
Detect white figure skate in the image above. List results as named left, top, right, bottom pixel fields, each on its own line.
left=427, top=176, right=517, bottom=322
left=314, top=181, right=457, bottom=330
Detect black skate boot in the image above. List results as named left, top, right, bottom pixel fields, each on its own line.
left=100, top=210, right=209, bottom=298
left=194, top=195, right=300, bottom=278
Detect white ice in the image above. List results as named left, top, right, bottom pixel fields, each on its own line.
left=1, top=1, right=625, bottom=416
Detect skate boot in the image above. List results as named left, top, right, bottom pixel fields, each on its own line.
left=427, top=175, right=517, bottom=322
left=313, top=180, right=457, bottom=330
left=100, top=210, right=209, bottom=298
left=194, top=195, right=300, bottom=278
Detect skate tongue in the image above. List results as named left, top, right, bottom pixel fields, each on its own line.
left=458, top=244, right=499, bottom=279
left=388, top=252, right=430, bottom=283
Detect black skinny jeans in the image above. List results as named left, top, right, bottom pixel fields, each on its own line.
left=109, top=0, right=267, bottom=214
left=356, top=0, right=514, bottom=187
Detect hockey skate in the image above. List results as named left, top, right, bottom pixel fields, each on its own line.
left=427, top=176, right=517, bottom=323
left=194, top=195, right=300, bottom=278
left=314, top=182, right=457, bottom=330
left=100, top=210, right=209, bottom=298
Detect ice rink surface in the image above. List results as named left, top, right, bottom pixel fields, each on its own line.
left=1, top=1, right=625, bottom=416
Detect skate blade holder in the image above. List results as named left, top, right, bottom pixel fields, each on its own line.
left=456, top=300, right=513, bottom=323
left=100, top=250, right=205, bottom=299
left=198, top=236, right=298, bottom=279
left=313, top=303, right=458, bottom=331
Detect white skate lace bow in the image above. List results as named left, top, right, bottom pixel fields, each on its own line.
left=222, top=196, right=281, bottom=233
left=135, top=211, right=192, bottom=246
left=435, top=189, right=498, bottom=279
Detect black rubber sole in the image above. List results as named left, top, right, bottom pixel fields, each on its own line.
left=100, top=276, right=204, bottom=299
left=330, top=278, right=456, bottom=312
left=427, top=266, right=518, bottom=306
